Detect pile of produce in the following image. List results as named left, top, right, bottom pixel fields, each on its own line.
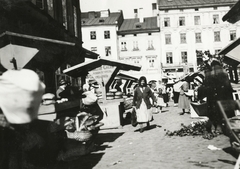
left=165, top=120, right=208, bottom=138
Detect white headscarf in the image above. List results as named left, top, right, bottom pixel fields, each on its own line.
left=0, top=69, right=45, bottom=124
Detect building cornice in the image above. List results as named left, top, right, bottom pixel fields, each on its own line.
left=117, top=28, right=160, bottom=35
left=159, top=2, right=236, bottom=10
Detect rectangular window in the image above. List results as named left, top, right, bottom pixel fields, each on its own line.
left=90, top=31, right=96, bottom=40
left=133, top=41, right=139, bottom=51
left=47, top=0, right=54, bottom=17
left=62, top=0, right=67, bottom=29
left=121, top=42, right=127, bottom=51
left=91, top=47, right=97, bottom=52
left=194, top=16, right=200, bottom=25
left=196, top=50, right=203, bottom=66
left=179, top=17, right=185, bottom=26
left=214, top=31, right=221, bottom=42
left=180, top=33, right=186, bottom=44
left=230, top=30, right=236, bottom=41
left=165, top=34, right=171, bottom=44
left=152, top=3, right=157, bottom=10
left=195, top=33, right=202, bottom=43
left=104, top=30, right=110, bottom=39
left=147, top=40, right=154, bottom=50
left=148, top=58, right=156, bottom=68
left=73, top=6, right=78, bottom=37
left=166, top=52, right=173, bottom=64
left=181, top=51, right=188, bottom=63
left=105, top=46, right=111, bottom=56
left=164, top=17, right=170, bottom=27
left=213, top=14, right=219, bottom=24
left=134, top=9, right=138, bottom=18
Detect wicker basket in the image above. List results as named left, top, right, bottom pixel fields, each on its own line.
left=65, top=130, right=93, bottom=142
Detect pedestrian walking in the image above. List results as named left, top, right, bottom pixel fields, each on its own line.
left=156, top=80, right=166, bottom=113
left=133, top=76, right=157, bottom=133
left=178, top=77, right=192, bottom=115
left=172, top=80, right=183, bottom=106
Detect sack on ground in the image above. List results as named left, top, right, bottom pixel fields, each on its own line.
left=131, top=108, right=138, bottom=127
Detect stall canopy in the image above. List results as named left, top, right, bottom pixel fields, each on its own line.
left=63, top=58, right=141, bottom=77
left=218, top=37, right=240, bottom=66
left=115, top=73, right=138, bottom=81
left=222, top=0, right=240, bottom=24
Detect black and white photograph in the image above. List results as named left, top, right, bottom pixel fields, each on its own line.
left=1, top=0, right=240, bottom=168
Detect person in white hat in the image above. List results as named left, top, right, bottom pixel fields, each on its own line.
left=0, top=69, right=65, bottom=168
left=0, top=69, right=45, bottom=124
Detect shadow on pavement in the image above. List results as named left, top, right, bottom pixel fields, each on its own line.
left=67, top=153, right=105, bottom=169
left=65, top=132, right=124, bottom=169
left=218, top=159, right=236, bottom=165
left=95, top=132, right=124, bottom=145
left=134, top=124, right=157, bottom=132
left=222, top=147, right=239, bottom=159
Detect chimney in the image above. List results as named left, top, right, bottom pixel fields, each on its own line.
left=100, top=9, right=110, bottom=17
left=88, top=11, right=97, bottom=19
left=139, top=8, right=144, bottom=23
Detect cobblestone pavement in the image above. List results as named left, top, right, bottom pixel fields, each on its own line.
left=69, top=101, right=238, bottom=169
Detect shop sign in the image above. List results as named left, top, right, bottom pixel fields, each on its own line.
left=89, top=65, right=116, bottom=86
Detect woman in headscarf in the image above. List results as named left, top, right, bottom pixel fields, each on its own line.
left=133, top=76, right=157, bottom=133
left=178, top=76, right=192, bottom=115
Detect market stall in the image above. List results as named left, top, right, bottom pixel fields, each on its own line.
left=63, top=58, right=141, bottom=129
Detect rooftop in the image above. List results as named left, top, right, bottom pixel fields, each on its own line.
left=118, top=17, right=160, bottom=35
left=81, top=10, right=123, bottom=26
left=158, top=0, right=238, bottom=10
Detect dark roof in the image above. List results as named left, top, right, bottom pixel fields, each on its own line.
left=81, top=11, right=123, bottom=26
left=158, top=0, right=238, bottom=10
left=118, top=17, right=160, bottom=35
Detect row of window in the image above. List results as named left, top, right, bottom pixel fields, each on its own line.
left=166, top=52, right=188, bottom=64
left=91, top=46, right=111, bottom=56
left=165, top=30, right=236, bottom=44
left=123, top=56, right=157, bottom=68
left=164, top=14, right=220, bottom=27
left=121, top=40, right=154, bottom=51
left=90, top=31, right=110, bottom=40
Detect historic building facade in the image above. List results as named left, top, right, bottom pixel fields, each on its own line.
left=158, top=0, right=240, bottom=78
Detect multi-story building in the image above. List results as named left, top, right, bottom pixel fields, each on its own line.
left=0, top=0, right=98, bottom=92
left=117, top=15, right=161, bottom=80
left=158, top=0, right=239, bottom=78
left=80, top=0, right=158, bottom=19
left=81, top=10, right=123, bottom=61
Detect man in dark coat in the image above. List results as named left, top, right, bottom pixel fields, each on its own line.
left=198, top=59, right=234, bottom=135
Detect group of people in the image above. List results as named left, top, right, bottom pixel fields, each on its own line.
left=132, top=56, right=235, bottom=135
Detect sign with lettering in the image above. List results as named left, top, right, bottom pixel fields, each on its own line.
left=89, top=65, right=116, bottom=86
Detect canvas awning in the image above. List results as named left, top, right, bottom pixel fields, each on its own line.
left=115, top=72, right=138, bottom=81
left=218, top=37, right=240, bottom=66
left=222, top=0, right=240, bottom=24
left=63, top=58, right=141, bottom=78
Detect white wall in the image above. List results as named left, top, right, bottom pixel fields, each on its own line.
left=80, top=0, right=158, bottom=19
left=82, top=25, right=119, bottom=60
left=118, top=32, right=162, bottom=80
